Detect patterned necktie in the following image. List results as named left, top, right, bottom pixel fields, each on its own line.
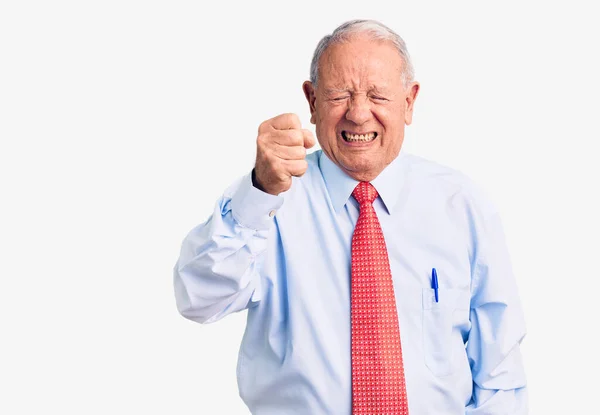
left=351, top=181, right=409, bottom=414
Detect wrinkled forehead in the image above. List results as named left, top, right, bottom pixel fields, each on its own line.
left=318, top=37, right=405, bottom=89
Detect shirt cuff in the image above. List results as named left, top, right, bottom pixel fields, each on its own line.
left=230, top=172, right=284, bottom=231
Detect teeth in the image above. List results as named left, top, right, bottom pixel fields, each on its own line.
left=344, top=132, right=376, bottom=142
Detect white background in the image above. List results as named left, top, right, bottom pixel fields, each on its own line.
left=1, top=0, right=599, bottom=413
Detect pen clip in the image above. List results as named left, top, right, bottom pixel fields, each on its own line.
left=431, top=268, right=439, bottom=303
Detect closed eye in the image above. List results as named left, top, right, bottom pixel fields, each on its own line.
left=371, top=96, right=388, bottom=101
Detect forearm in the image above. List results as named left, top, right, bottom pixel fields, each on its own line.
left=173, top=173, right=283, bottom=324
left=466, top=342, right=528, bottom=414
left=466, top=212, right=528, bottom=414
left=466, top=385, right=528, bottom=415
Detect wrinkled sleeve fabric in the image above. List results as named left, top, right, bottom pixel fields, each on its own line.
left=173, top=172, right=283, bottom=324
left=466, top=212, right=528, bottom=414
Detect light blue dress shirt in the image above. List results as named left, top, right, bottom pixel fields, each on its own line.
left=174, top=150, right=527, bottom=414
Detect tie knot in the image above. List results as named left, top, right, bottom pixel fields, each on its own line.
left=352, top=182, right=378, bottom=206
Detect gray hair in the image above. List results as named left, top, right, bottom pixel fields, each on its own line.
left=309, top=19, right=415, bottom=88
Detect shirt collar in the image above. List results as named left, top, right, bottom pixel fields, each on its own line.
left=318, top=149, right=410, bottom=215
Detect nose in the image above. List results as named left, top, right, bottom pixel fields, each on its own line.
left=345, top=94, right=371, bottom=125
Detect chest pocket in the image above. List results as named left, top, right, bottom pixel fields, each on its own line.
left=421, top=287, right=470, bottom=376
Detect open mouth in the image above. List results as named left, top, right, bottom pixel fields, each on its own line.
left=341, top=131, right=378, bottom=143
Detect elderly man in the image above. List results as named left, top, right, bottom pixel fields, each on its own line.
left=174, top=19, right=527, bottom=414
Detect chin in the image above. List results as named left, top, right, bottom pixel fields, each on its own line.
left=344, top=155, right=376, bottom=170
left=342, top=161, right=380, bottom=181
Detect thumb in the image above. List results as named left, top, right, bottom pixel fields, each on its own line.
left=302, top=129, right=316, bottom=149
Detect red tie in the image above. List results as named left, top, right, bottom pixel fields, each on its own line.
left=351, top=182, right=409, bottom=414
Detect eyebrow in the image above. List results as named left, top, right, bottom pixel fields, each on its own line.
left=323, top=86, right=391, bottom=95
left=323, top=88, right=350, bottom=95
left=369, top=86, right=391, bottom=95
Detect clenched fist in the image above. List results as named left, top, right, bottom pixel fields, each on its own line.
left=253, top=113, right=316, bottom=195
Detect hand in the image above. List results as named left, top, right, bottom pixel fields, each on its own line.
left=253, top=113, right=316, bottom=195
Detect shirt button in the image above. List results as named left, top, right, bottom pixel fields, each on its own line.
left=269, top=210, right=276, bottom=217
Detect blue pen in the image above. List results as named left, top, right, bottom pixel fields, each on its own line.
left=431, top=268, right=439, bottom=302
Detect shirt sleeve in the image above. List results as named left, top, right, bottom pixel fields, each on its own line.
left=466, top=212, right=528, bottom=414
left=173, top=172, right=283, bottom=324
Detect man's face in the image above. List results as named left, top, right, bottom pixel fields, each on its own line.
left=303, top=35, right=419, bottom=182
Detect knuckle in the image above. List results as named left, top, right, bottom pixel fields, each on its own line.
left=288, top=129, right=303, bottom=144
left=293, top=160, right=308, bottom=174
left=257, top=131, right=275, bottom=147
left=256, top=133, right=268, bottom=147
left=283, top=112, right=301, bottom=128
left=297, top=165, right=308, bottom=176
left=258, top=119, right=270, bottom=133
left=301, top=129, right=315, bottom=144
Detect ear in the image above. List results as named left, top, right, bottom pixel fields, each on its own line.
left=404, top=82, right=420, bottom=125
left=302, top=81, right=317, bottom=125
